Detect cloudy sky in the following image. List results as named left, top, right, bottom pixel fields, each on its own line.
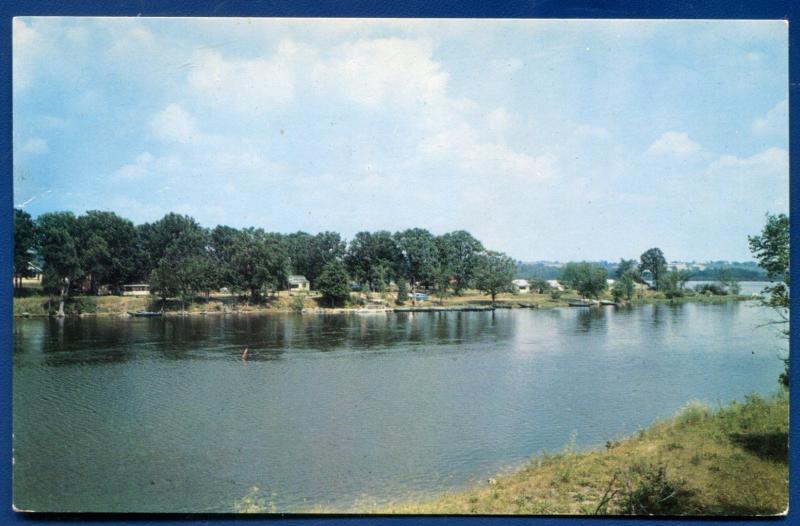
left=13, top=18, right=788, bottom=262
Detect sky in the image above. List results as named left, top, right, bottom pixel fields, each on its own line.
left=12, top=18, right=788, bottom=262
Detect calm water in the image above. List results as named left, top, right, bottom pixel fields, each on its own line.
left=13, top=298, right=786, bottom=512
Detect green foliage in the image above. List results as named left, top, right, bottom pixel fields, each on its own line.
left=76, top=210, right=139, bottom=294
left=617, top=462, right=686, bottom=515
left=560, top=262, right=608, bottom=299
left=660, top=270, right=692, bottom=299
left=345, top=230, right=400, bottom=291
left=230, top=228, right=288, bottom=300
left=639, top=248, right=667, bottom=290
left=13, top=208, right=36, bottom=286
left=473, top=251, right=516, bottom=306
left=615, top=258, right=642, bottom=282
left=435, top=230, right=484, bottom=295
left=315, top=261, right=351, bottom=307
left=395, top=279, right=408, bottom=305
left=394, top=228, right=438, bottom=290
left=285, top=231, right=346, bottom=289
left=35, top=212, right=83, bottom=302
left=749, top=213, right=789, bottom=385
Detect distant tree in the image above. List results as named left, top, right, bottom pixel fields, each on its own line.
left=395, top=279, right=408, bottom=305
left=394, top=228, right=438, bottom=304
left=208, top=225, right=240, bottom=291
left=137, top=213, right=207, bottom=280
left=315, top=261, right=351, bottom=307
left=639, top=248, right=667, bottom=289
left=561, top=262, right=608, bottom=299
left=149, top=224, right=215, bottom=309
left=613, top=273, right=636, bottom=302
left=285, top=231, right=346, bottom=288
left=749, top=213, right=789, bottom=387
left=435, top=231, right=484, bottom=295
left=473, top=251, right=516, bottom=307
left=660, top=269, right=692, bottom=299
left=76, top=211, right=139, bottom=294
left=35, top=212, right=83, bottom=316
left=345, top=231, right=400, bottom=291
left=13, top=209, right=36, bottom=291
left=230, top=228, right=289, bottom=301
left=615, top=258, right=643, bottom=282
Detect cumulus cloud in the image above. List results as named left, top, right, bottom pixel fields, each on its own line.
left=752, top=98, right=788, bottom=135
left=150, top=103, right=200, bottom=143
left=486, top=107, right=511, bottom=133
left=706, top=147, right=788, bottom=178
left=646, top=131, right=702, bottom=157
left=13, top=18, right=43, bottom=92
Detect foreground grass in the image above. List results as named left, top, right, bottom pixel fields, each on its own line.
left=297, top=392, right=788, bottom=515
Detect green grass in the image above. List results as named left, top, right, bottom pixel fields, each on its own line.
left=291, top=391, right=788, bottom=515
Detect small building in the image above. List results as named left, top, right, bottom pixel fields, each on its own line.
left=288, top=275, right=310, bottom=292
left=546, top=279, right=564, bottom=291
left=122, top=284, right=150, bottom=296
left=512, top=279, right=531, bottom=294
left=606, top=279, right=616, bottom=287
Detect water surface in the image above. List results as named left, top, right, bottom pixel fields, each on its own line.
left=13, top=299, right=786, bottom=512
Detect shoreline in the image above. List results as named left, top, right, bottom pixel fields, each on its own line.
left=300, top=391, right=788, bottom=515
left=12, top=293, right=757, bottom=319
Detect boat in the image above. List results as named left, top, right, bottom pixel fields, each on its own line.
left=567, top=300, right=595, bottom=307
left=599, top=300, right=618, bottom=306
left=127, top=311, right=163, bottom=317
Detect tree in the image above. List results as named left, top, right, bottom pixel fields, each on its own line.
left=315, top=261, right=351, bottom=307
left=613, top=273, right=635, bottom=302
left=345, top=231, right=400, bottom=291
left=395, top=279, right=408, bottom=305
left=13, top=209, right=36, bottom=291
left=717, top=268, right=741, bottom=295
left=230, top=228, right=288, bottom=301
left=394, top=228, right=438, bottom=304
left=285, top=231, right=346, bottom=288
left=561, top=262, right=608, bottom=299
left=749, top=213, right=789, bottom=386
left=615, top=258, right=643, bottom=282
left=35, top=212, right=83, bottom=316
left=435, top=231, right=484, bottom=295
left=76, top=211, right=139, bottom=294
left=208, top=225, right=240, bottom=291
left=660, top=269, right=692, bottom=299
left=639, top=248, right=667, bottom=289
left=473, top=251, right=516, bottom=307
left=137, top=213, right=207, bottom=280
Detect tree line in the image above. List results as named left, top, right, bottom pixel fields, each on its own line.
left=12, top=209, right=517, bottom=312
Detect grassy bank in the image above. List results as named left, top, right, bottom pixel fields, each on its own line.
left=12, top=288, right=754, bottom=317
left=298, top=391, right=788, bottom=515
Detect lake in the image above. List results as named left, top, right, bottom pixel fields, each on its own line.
left=13, top=296, right=786, bottom=512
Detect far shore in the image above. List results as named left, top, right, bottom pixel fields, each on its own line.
left=13, top=288, right=758, bottom=319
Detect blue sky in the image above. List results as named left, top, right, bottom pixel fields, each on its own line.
left=13, top=18, right=788, bottom=262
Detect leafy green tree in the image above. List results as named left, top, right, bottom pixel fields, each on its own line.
left=137, top=213, right=207, bottom=279
left=395, top=279, right=408, bottom=305
left=208, top=225, right=240, bottom=291
left=561, top=262, right=608, bottom=299
left=660, top=270, right=692, bottom=299
left=615, top=273, right=636, bottom=301
left=13, top=209, right=36, bottom=291
left=315, top=260, right=351, bottom=307
left=473, top=251, right=516, bottom=307
left=749, top=213, right=789, bottom=386
left=394, top=228, right=438, bottom=303
left=230, top=228, right=288, bottom=301
left=615, top=258, right=642, bottom=282
left=76, top=211, right=139, bottom=294
left=285, top=231, right=346, bottom=288
left=345, top=231, right=400, bottom=291
left=35, top=212, right=83, bottom=316
left=639, top=248, right=667, bottom=289
left=435, top=231, right=484, bottom=295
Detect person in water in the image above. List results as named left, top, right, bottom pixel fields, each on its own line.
left=241, top=347, right=249, bottom=360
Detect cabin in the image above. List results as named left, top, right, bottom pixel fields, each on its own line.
left=512, top=279, right=531, bottom=294
left=288, top=275, right=310, bottom=292
left=546, top=279, right=564, bottom=291
left=122, top=284, right=150, bottom=296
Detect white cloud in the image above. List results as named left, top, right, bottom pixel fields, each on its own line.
left=21, top=137, right=48, bottom=154
left=486, top=107, right=511, bottom=133
left=574, top=125, right=610, bottom=139
left=13, top=18, right=42, bottom=92
left=752, top=98, right=787, bottom=135
left=186, top=42, right=298, bottom=114
left=646, top=131, right=702, bottom=157
left=706, top=147, right=788, bottom=178
left=315, top=37, right=451, bottom=110
left=150, top=104, right=200, bottom=143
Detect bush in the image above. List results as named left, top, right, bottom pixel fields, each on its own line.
left=619, top=462, right=687, bottom=515
left=694, top=283, right=727, bottom=296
